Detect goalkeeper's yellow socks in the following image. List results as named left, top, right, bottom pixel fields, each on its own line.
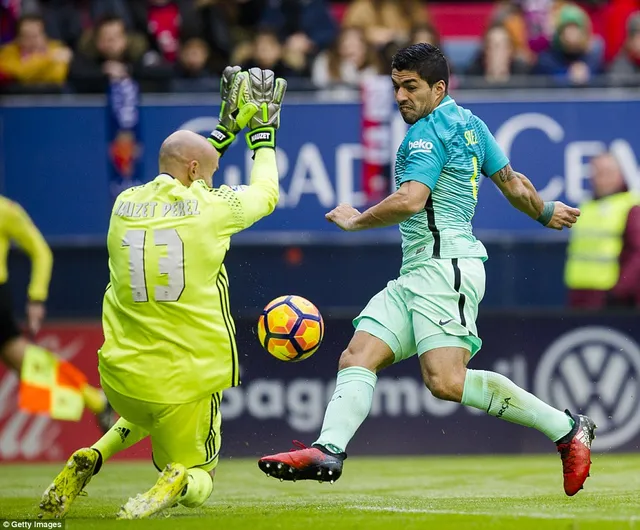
left=82, top=384, right=107, bottom=415
left=92, top=417, right=147, bottom=464
left=462, top=369, right=574, bottom=442
left=180, top=467, right=214, bottom=508
left=313, top=366, right=377, bottom=454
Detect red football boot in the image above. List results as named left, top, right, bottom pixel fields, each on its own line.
left=556, top=410, right=597, bottom=496
left=258, top=441, right=346, bottom=483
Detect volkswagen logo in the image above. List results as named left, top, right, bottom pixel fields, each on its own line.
left=534, top=326, right=640, bottom=451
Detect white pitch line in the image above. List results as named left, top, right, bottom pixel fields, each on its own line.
left=349, top=505, right=640, bottom=522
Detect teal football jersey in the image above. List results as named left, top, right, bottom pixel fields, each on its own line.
left=395, top=95, right=509, bottom=274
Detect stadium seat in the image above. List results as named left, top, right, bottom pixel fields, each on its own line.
left=442, top=38, right=481, bottom=72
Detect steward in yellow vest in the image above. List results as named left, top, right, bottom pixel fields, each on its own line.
left=565, top=153, right=640, bottom=308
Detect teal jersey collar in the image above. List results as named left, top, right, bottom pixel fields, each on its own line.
left=435, top=95, right=455, bottom=112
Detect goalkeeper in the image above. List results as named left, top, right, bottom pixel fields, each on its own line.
left=38, top=67, right=286, bottom=520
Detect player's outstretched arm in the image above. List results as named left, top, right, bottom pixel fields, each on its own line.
left=215, top=68, right=286, bottom=235
left=491, top=163, right=580, bottom=230
left=237, top=148, right=280, bottom=226
left=326, top=181, right=430, bottom=231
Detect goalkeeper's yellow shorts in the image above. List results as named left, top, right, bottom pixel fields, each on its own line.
left=103, top=382, right=222, bottom=472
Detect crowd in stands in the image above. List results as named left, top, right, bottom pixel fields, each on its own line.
left=1, top=0, right=640, bottom=94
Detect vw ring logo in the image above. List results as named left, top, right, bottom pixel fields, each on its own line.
left=534, top=326, right=640, bottom=451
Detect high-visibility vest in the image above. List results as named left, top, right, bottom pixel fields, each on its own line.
left=565, top=191, right=640, bottom=290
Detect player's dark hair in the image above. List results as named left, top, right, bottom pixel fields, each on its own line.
left=391, top=43, right=449, bottom=91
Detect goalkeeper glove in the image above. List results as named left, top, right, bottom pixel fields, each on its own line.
left=208, top=66, right=259, bottom=155
left=244, top=68, right=287, bottom=151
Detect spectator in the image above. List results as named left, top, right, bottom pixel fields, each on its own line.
left=241, top=27, right=298, bottom=79
left=519, top=0, right=564, bottom=54
left=38, top=0, right=136, bottom=49
left=610, top=12, right=640, bottom=75
left=534, top=4, right=601, bottom=84
left=342, top=0, right=428, bottom=48
left=216, top=0, right=267, bottom=67
left=601, top=0, right=640, bottom=63
left=410, top=23, right=441, bottom=48
left=0, top=1, right=19, bottom=45
left=39, top=0, right=84, bottom=49
left=189, top=1, right=235, bottom=67
left=130, top=0, right=181, bottom=63
left=172, top=36, right=219, bottom=92
left=260, top=0, right=337, bottom=65
left=0, top=14, right=72, bottom=88
left=68, top=15, right=172, bottom=93
left=312, top=27, right=380, bottom=88
left=126, top=1, right=235, bottom=68
left=91, top=0, right=135, bottom=29
left=498, top=0, right=573, bottom=66
left=565, top=153, right=640, bottom=309
left=466, top=25, right=530, bottom=83
left=495, top=1, right=534, bottom=65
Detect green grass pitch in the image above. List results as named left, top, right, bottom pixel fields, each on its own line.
left=1, top=454, right=640, bottom=529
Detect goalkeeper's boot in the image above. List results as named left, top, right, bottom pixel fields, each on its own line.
left=258, top=440, right=346, bottom=483
left=116, top=463, right=188, bottom=519
left=555, top=410, right=596, bottom=496
left=39, top=447, right=100, bottom=518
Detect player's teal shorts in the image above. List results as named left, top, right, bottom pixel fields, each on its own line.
left=103, top=382, right=222, bottom=472
left=353, top=257, right=485, bottom=362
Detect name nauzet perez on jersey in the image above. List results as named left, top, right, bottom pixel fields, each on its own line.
left=408, top=139, right=433, bottom=154
left=113, top=200, right=201, bottom=219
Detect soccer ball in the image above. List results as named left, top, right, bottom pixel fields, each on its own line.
left=257, top=295, right=324, bottom=362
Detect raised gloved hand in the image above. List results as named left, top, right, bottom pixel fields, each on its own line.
left=244, top=68, right=287, bottom=151
left=208, top=66, right=259, bottom=155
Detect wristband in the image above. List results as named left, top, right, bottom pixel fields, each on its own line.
left=208, top=125, right=235, bottom=155
left=246, top=127, right=276, bottom=150
left=536, top=201, right=554, bottom=226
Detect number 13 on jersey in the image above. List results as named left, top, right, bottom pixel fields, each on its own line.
left=122, top=228, right=185, bottom=302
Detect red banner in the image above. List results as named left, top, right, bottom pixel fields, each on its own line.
left=361, top=76, right=394, bottom=204
left=0, top=323, right=151, bottom=462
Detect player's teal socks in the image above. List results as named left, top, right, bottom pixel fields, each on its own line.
left=180, top=467, right=214, bottom=508
left=92, top=418, right=147, bottom=462
left=462, top=369, right=574, bottom=442
left=314, top=366, right=377, bottom=454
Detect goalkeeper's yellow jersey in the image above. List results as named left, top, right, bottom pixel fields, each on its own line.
left=98, top=149, right=279, bottom=404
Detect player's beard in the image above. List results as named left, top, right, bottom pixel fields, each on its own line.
left=399, top=100, right=434, bottom=124
left=399, top=107, right=418, bottom=124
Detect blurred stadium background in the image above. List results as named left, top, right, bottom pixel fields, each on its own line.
left=1, top=0, right=640, bottom=474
